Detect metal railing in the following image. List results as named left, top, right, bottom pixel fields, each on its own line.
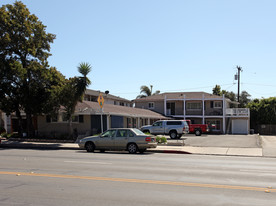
left=226, top=108, right=249, bottom=116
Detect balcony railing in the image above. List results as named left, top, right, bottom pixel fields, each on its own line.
left=226, top=108, right=249, bottom=116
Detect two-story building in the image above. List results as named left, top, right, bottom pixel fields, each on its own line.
left=133, top=92, right=250, bottom=134
left=84, top=89, right=133, bottom=107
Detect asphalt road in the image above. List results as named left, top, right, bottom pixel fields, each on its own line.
left=0, top=149, right=276, bottom=206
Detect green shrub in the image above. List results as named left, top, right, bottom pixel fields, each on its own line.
left=161, top=136, right=167, bottom=143
left=156, top=136, right=167, bottom=143
left=156, top=136, right=160, bottom=143
left=1, top=132, right=8, bottom=138
left=0, top=132, right=18, bottom=139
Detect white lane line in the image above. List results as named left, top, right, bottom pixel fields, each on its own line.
left=64, top=161, right=112, bottom=165
left=240, top=169, right=276, bottom=175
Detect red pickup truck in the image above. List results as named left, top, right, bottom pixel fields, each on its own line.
left=184, top=120, right=209, bottom=136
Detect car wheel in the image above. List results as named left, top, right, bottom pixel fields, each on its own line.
left=195, top=130, right=202, bottom=136
left=170, top=131, right=177, bottom=139
left=85, top=142, right=95, bottom=152
left=128, top=143, right=138, bottom=154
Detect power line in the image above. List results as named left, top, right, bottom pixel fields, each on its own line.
left=242, top=86, right=276, bottom=96
left=243, top=83, right=276, bottom=88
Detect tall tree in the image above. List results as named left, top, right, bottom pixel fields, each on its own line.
left=212, top=85, right=252, bottom=108
left=247, top=97, right=276, bottom=129
left=221, top=90, right=236, bottom=102
left=137, top=85, right=160, bottom=98
left=239, top=91, right=251, bottom=108
left=61, top=63, right=91, bottom=138
left=0, top=2, right=63, bottom=137
left=212, top=85, right=221, bottom=96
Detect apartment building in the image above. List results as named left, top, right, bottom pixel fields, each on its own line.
left=133, top=92, right=250, bottom=134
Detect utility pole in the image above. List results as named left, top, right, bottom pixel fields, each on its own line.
left=236, top=66, right=242, bottom=102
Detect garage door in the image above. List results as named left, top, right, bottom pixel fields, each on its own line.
left=232, top=119, right=248, bottom=134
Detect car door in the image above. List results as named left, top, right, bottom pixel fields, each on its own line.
left=96, top=129, right=116, bottom=150
left=114, top=129, right=129, bottom=150
left=151, top=121, right=164, bottom=134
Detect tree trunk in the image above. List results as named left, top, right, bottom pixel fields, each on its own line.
left=26, top=112, right=34, bottom=138
left=15, top=109, right=23, bottom=138
left=68, top=116, right=73, bottom=139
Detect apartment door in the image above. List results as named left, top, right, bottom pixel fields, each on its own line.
left=166, top=102, right=175, bottom=115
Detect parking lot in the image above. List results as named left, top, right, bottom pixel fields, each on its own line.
left=170, top=134, right=261, bottom=148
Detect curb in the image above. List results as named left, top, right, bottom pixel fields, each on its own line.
left=0, top=141, right=268, bottom=157
left=0, top=142, right=80, bottom=151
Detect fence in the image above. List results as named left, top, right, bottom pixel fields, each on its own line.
left=258, top=124, right=276, bottom=135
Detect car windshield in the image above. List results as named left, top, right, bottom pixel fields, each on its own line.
left=132, top=128, right=145, bottom=135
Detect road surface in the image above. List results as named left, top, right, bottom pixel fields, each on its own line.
left=0, top=149, right=275, bottom=205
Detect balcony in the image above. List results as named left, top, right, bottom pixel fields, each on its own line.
left=205, top=109, right=223, bottom=116
left=226, top=108, right=249, bottom=117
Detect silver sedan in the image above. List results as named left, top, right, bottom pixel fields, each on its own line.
left=78, top=128, right=157, bottom=154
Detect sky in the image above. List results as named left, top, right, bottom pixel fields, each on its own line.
left=2, top=0, right=276, bottom=100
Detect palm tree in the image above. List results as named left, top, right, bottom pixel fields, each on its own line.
left=78, top=62, right=92, bottom=85
left=62, top=62, right=91, bottom=138
left=137, top=85, right=160, bottom=98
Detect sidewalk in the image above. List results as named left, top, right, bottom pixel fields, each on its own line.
left=261, top=135, right=276, bottom=157
left=148, top=145, right=262, bottom=157
left=0, top=139, right=264, bottom=157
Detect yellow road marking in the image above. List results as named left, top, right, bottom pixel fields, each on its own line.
left=0, top=171, right=275, bottom=193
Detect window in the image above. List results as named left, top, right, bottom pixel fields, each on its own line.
left=153, top=121, right=163, bottom=127
left=79, top=115, right=84, bottom=123
left=127, top=118, right=132, bottom=128
left=71, top=116, right=79, bottom=122
left=116, top=129, right=127, bottom=137
left=145, top=119, right=148, bottom=125
left=132, top=118, right=137, bottom=128
left=206, top=120, right=221, bottom=131
left=120, top=102, right=125, bottom=106
left=166, top=102, right=175, bottom=115
left=46, top=113, right=83, bottom=123
left=149, top=102, right=154, bottom=109
left=128, top=130, right=135, bottom=137
left=166, top=121, right=182, bottom=125
left=46, top=115, right=58, bottom=123
left=214, top=101, right=222, bottom=108
left=102, top=130, right=116, bottom=137
left=187, top=102, right=202, bottom=110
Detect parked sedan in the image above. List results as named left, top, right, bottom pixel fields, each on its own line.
left=78, top=128, right=157, bottom=154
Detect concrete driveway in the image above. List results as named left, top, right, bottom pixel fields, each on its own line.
left=180, top=134, right=261, bottom=148
left=262, top=135, right=276, bottom=157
